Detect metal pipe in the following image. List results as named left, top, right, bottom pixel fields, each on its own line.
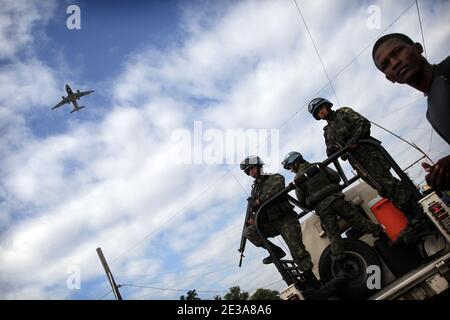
left=333, top=159, right=350, bottom=186
left=285, top=194, right=307, bottom=211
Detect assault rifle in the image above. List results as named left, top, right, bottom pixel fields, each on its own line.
left=238, top=196, right=255, bottom=267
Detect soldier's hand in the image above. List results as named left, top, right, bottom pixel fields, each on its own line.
left=347, top=143, right=359, bottom=150
left=251, top=199, right=261, bottom=212
left=326, top=146, right=336, bottom=156
left=327, top=143, right=341, bottom=156
left=424, top=155, right=450, bottom=191
left=247, top=218, right=255, bottom=225
left=421, top=162, right=432, bottom=172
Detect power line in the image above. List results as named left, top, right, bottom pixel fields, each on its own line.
left=115, top=250, right=267, bottom=294
left=125, top=278, right=287, bottom=300
left=115, top=255, right=244, bottom=279
left=292, top=0, right=341, bottom=106
left=277, top=0, right=417, bottom=132
left=415, top=0, right=433, bottom=155
left=415, top=0, right=427, bottom=59
left=254, top=279, right=285, bottom=291
left=120, top=283, right=228, bottom=294
left=371, top=97, right=423, bottom=122
left=329, top=1, right=416, bottom=84
left=262, top=279, right=285, bottom=288
left=110, top=169, right=233, bottom=264
left=97, top=290, right=113, bottom=300
left=370, top=120, right=434, bottom=164
left=428, top=130, right=434, bottom=155
left=286, top=0, right=430, bottom=168
left=125, top=256, right=261, bottom=286
left=230, top=170, right=251, bottom=198
left=428, top=148, right=450, bottom=160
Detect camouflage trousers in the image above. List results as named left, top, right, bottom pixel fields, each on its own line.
left=244, top=215, right=313, bottom=271
left=318, top=197, right=380, bottom=259
left=351, top=147, right=423, bottom=222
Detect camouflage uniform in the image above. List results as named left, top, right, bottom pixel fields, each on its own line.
left=323, top=107, right=423, bottom=223
left=294, top=161, right=381, bottom=259
left=244, top=173, right=313, bottom=271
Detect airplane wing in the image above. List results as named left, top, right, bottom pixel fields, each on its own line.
left=52, top=97, right=70, bottom=110
left=75, top=90, right=94, bottom=99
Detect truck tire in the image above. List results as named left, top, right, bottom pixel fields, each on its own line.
left=318, top=239, right=381, bottom=299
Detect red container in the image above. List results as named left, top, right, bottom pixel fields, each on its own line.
left=370, top=197, right=408, bottom=241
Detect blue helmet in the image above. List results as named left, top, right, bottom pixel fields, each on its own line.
left=308, top=97, right=333, bottom=120
left=281, top=151, right=303, bottom=169
left=240, top=156, right=264, bottom=174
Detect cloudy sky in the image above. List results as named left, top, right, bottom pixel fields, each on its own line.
left=0, top=0, right=449, bottom=300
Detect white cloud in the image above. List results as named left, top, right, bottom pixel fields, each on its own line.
left=0, top=59, right=60, bottom=111
left=0, top=0, right=56, bottom=60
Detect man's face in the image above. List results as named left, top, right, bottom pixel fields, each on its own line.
left=289, top=163, right=298, bottom=173
left=374, top=38, right=423, bottom=84
left=317, top=105, right=330, bottom=120
left=248, top=166, right=258, bottom=178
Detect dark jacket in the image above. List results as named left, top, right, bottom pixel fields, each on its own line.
left=252, top=173, right=296, bottom=222
left=427, top=56, right=450, bottom=145
left=294, top=161, right=344, bottom=213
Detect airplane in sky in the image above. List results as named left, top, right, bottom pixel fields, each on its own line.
left=52, top=84, right=94, bottom=113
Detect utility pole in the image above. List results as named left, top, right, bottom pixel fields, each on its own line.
left=96, top=247, right=123, bottom=300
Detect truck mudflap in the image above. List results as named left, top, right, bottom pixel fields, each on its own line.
left=369, top=251, right=450, bottom=300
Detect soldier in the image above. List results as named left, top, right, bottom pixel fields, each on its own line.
left=372, top=33, right=450, bottom=191
left=282, top=151, right=382, bottom=261
left=240, top=156, right=313, bottom=272
left=307, top=97, right=425, bottom=235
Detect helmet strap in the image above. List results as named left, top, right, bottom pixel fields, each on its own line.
left=256, top=166, right=262, bottom=177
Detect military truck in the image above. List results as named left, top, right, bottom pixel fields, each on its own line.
left=254, top=140, right=450, bottom=300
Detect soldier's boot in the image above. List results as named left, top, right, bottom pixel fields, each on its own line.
left=355, top=220, right=384, bottom=238
left=369, top=224, right=384, bottom=238
left=303, top=269, right=321, bottom=290
left=330, top=239, right=346, bottom=262
left=396, top=205, right=432, bottom=245
left=297, top=258, right=313, bottom=273
left=406, top=203, right=426, bottom=227
left=395, top=231, right=414, bottom=245
left=262, top=245, right=286, bottom=264
left=395, top=226, right=422, bottom=245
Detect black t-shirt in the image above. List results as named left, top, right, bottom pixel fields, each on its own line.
left=427, top=56, right=450, bottom=145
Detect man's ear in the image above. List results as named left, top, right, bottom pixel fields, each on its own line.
left=414, top=42, right=424, bottom=55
